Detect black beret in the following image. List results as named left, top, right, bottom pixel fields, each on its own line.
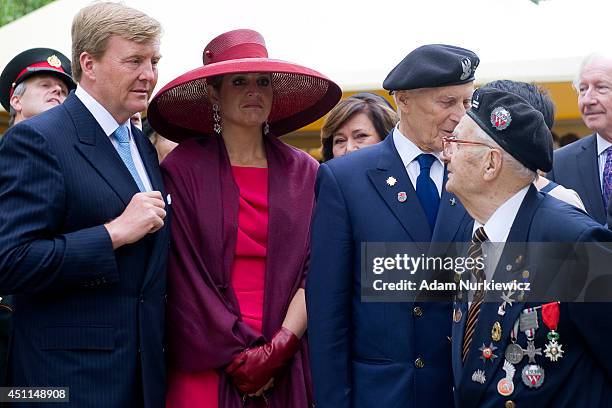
left=383, top=44, right=479, bottom=92
left=467, top=88, right=553, bottom=173
left=0, top=48, right=75, bottom=111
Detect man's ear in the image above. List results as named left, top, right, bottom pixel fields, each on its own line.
left=483, top=149, right=503, bottom=181
left=394, top=90, right=410, bottom=113
left=79, top=51, right=96, bottom=81
left=9, top=94, right=22, bottom=114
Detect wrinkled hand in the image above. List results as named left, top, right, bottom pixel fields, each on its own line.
left=225, top=327, right=300, bottom=394
left=105, top=191, right=166, bottom=249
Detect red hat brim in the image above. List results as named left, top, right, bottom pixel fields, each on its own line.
left=147, top=58, right=341, bottom=142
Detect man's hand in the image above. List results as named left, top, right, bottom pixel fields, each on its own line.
left=104, top=191, right=166, bottom=249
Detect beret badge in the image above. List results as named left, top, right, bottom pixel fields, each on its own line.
left=460, top=57, right=472, bottom=81
left=47, top=55, right=62, bottom=68
left=490, top=106, right=512, bottom=131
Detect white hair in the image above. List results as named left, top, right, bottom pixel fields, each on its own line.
left=8, top=81, right=27, bottom=127
left=573, top=52, right=612, bottom=92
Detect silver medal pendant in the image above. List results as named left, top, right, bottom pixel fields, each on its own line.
left=544, top=339, right=564, bottom=362
left=524, top=340, right=542, bottom=363
left=504, top=343, right=524, bottom=365
left=521, top=364, right=545, bottom=388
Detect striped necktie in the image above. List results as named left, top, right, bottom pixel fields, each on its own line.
left=462, top=226, right=489, bottom=362
left=113, top=125, right=145, bottom=192
left=603, top=146, right=612, bottom=210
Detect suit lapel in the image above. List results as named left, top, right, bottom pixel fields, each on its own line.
left=133, top=124, right=163, bottom=192
left=366, top=135, right=432, bottom=248
left=577, top=135, right=605, bottom=222
left=66, top=94, right=140, bottom=205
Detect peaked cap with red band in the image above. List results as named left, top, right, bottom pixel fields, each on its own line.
left=147, top=29, right=342, bottom=141
left=0, top=47, right=76, bottom=111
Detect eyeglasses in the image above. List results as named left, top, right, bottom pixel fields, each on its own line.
left=442, top=136, right=496, bottom=157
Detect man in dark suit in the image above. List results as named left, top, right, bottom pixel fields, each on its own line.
left=446, top=88, right=612, bottom=407
left=0, top=47, right=76, bottom=387
left=0, top=3, right=168, bottom=407
left=307, top=44, right=479, bottom=407
left=548, top=54, right=612, bottom=226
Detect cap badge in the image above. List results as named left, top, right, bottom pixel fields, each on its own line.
left=47, top=55, right=62, bottom=68
left=490, top=106, right=512, bottom=131
left=460, top=57, right=472, bottom=81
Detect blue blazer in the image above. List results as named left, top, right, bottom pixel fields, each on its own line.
left=307, top=135, right=472, bottom=408
left=452, top=186, right=612, bottom=407
left=548, top=134, right=609, bottom=224
left=0, top=93, right=169, bottom=407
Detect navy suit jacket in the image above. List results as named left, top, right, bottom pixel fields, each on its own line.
left=548, top=134, right=610, bottom=225
left=307, top=135, right=472, bottom=408
left=0, top=93, right=169, bottom=407
left=452, top=186, right=612, bottom=407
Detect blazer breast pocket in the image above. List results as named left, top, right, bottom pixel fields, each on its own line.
left=39, top=326, right=115, bottom=351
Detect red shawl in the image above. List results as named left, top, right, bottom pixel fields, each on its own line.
left=161, top=133, right=317, bottom=407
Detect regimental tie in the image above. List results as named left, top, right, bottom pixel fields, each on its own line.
left=462, top=226, right=489, bottom=362
left=415, top=154, right=440, bottom=231
left=113, top=125, right=145, bottom=192
left=603, top=145, right=612, bottom=210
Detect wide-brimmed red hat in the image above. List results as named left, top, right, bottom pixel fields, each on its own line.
left=147, top=29, right=342, bottom=141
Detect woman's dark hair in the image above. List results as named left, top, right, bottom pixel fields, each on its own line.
left=320, top=93, right=398, bottom=162
left=482, top=80, right=555, bottom=130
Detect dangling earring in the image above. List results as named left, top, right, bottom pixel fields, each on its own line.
left=212, top=103, right=222, bottom=134
left=263, top=121, right=270, bottom=135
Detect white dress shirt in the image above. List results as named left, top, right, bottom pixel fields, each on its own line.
left=75, top=86, right=153, bottom=192
left=596, top=133, right=612, bottom=194
left=392, top=126, right=444, bottom=196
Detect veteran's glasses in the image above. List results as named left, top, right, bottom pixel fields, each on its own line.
left=442, top=136, right=496, bottom=157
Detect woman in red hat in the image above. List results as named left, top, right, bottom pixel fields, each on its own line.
left=148, top=29, right=341, bottom=407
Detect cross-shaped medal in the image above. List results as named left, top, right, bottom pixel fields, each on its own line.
left=523, top=340, right=542, bottom=363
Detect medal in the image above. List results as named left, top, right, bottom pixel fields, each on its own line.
left=524, top=340, right=542, bottom=363
left=498, top=289, right=515, bottom=316
left=386, top=176, right=397, bottom=186
left=472, top=369, right=486, bottom=384
left=491, top=322, right=502, bottom=342
left=542, top=301, right=564, bottom=362
left=497, top=360, right=516, bottom=397
left=449, top=197, right=457, bottom=206
left=479, top=343, right=498, bottom=363
left=521, top=364, right=545, bottom=388
left=397, top=191, right=407, bottom=202
left=505, top=319, right=523, bottom=364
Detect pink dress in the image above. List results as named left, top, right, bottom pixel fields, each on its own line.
left=166, top=166, right=269, bottom=408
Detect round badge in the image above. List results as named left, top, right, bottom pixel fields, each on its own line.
left=505, top=343, right=524, bottom=365
left=490, top=106, right=512, bottom=131
left=47, top=54, right=62, bottom=68
left=397, top=191, right=407, bottom=203
left=497, top=377, right=515, bottom=397
left=521, top=364, right=545, bottom=388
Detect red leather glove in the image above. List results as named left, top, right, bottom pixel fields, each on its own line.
left=225, top=327, right=300, bottom=394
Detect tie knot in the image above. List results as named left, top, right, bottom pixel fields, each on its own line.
left=417, top=154, right=436, bottom=171
left=113, top=125, right=130, bottom=144
left=472, top=226, right=489, bottom=244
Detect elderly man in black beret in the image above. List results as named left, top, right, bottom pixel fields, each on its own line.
left=0, top=48, right=75, bottom=128
left=445, top=88, right=612, bottom=408
left=308, top=44, right=479, bottom=407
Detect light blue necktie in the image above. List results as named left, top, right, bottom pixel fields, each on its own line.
left=112, top=125, right=146, bottom=192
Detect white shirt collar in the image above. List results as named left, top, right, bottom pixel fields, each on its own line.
left=75, top=86, right=130, bottom=137
left=473, top=185, right=530, bottom=243
left=596, top=133, right=612, bottom=157
left=392, top=125, right=443, bottom=168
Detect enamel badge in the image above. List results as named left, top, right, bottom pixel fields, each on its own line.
left=490, top=106, right=512, bottom=131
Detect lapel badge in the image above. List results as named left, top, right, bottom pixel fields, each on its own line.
left=522, top=270, right=530, bottom=279
left=397, top=191, right=407, bottom=203
left=521, top=364, right=545, bottom=388
left=460, top=57, right=472, bottom=81
left=498, top=289, right=516, bottom=316
left=497, top=360, right=516, bottom=397
left=449, top=197, right=457, bottom=206
left=491, top=322, right=502, bottom=342
left=515, top=255, right=523, bottom=264
left=490, top=106, right=512, bottom=131
left=453, top=308, right=463, bottom=323
left=505, top=264, right=512, bottom=272
left=386, top=176, right=397, bottom=186
left=47, top=54, right=62, bottom=68
left=479, top=343, right=498, bottom=362
left=472, top=369, right=486, bottom=384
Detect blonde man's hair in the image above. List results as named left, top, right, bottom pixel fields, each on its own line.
left=71, top=2, right=162, bottom=82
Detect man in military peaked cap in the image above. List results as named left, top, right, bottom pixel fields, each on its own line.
left=0, top=47, right=75, bottom=386
left=308, top=44, right=479, bottom=407
left=0, top=47, right=76, bottom=127
left=445, top=88, right=612, bottom=408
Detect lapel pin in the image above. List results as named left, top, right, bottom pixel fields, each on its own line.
left=472, top=369, right=486, bottom=384
left=479, top=343, right=499, bottom=362
left=453, top=308, right=463, bottom=323
left=491, top=322, right=502, bottom=342
left=498, top=289, right=516, bottom=316
left=386, top=176, right=397, bottom=186
left=449, top=197, right=457, bottom=206
left=505, top=264, right=512, bottom=272
left=166, top=194, right=172, bottom=205
left=397, top=191, right=407, bottom=203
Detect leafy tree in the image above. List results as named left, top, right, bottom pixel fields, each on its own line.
left=0, top=0, right=57, bottom=27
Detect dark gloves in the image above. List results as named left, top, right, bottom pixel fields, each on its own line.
left=225, top=327, right=300, bottom=394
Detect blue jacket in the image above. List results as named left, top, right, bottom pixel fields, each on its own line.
left=0, top=93, right=169, bottom=407
left=307, top=134, right=472, bottom=408
left=453, top=186, right=612, bottom=407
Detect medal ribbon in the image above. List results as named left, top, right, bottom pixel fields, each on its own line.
left=520, top=307, right=538, bottom=339
left=541, top=302, right=560, bottom=331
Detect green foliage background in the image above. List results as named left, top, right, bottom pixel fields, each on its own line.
left=0, top=0, right=56, bottom=27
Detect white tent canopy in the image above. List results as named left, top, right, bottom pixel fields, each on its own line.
left=0, top=0, right=608, bottom=112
